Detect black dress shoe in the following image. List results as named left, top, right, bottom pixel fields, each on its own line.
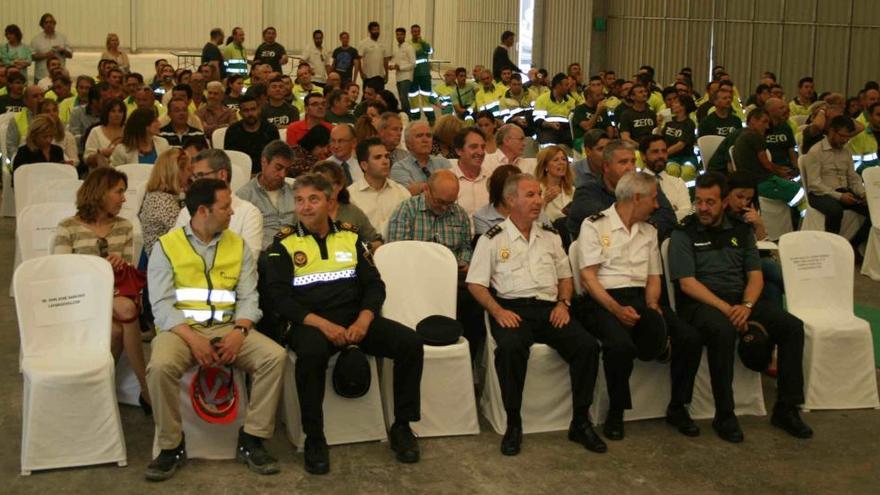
left=568, top=422, right=607, bottom=453
left=145, top=435, right=186, bottom=482
left=666, top=406, right=700, bottom=437
left=389, top=423, right=420, bottom=463
left=712, top=414, right=744, bottom=443
left=500, top=425, right=523, bottom=456
left=304, top=435, right=330, bottom=475
left=602, top=409, right=624, bottom=441
left=236, top=428, right=281, bottom=475
left=771, top=405, right=813, bottom=439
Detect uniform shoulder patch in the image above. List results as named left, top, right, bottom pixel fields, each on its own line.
left=337, top=221, right=360, bottom=233
left=588, top=213, right=605, bottom=222
left=485, top=224, right=504, bottom=238
left=274, top=225, right=295, bottom=241
left=540, top=223, right=558, bottom=234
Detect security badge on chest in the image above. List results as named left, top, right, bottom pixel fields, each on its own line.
left=601, top=235, right=611, bottom=248
left=293, top=251, right=308, bottom=267
left=499, top=248, right=510, bottom=260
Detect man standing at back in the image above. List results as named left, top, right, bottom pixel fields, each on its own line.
left=302, top=30, right=331, bottom=87
left=357, top=22, right=389, bottom=91
left=390, top=27, right=415, bottom=119
left=492, top=31, right=521, bottom=82
left=202, top=28, right=225, bottom=79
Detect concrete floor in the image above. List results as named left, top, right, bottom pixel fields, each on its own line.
left=1, top=215, right=879, bottom=494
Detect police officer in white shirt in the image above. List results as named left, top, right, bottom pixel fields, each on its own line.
left=467, top=173, right=605, bottom=457
left=578, top=171, right=703, bottom=441
left=640, top=135, right=692, bottom=222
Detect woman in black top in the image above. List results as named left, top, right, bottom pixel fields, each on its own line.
left=662, top=94, right=699, bottom=182
left=12, top=114, right=67, bottom=177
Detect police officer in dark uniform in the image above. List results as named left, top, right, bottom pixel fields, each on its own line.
left=467, top=173, right=605, bottom=456
left=576, top=171, right=704, bottom=440
left=263, top=173, right=424, bottom=474
left=668, top=172, right=813, bottom=442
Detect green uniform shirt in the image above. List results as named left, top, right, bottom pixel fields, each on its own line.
left=412, top=40, right=433, bottom=78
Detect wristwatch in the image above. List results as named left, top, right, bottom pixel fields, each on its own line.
left=234, top=325, right=250, bottom=336
left=742, top=301, right=754, bottom=309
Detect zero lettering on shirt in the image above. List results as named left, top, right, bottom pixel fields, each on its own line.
left=766, top=133, right=789, bottom=144
left=716, top=126, right=737, bottom=136
left=633, top=118, right=655, bottom=128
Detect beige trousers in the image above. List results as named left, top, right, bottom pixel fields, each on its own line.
left=146, top=324, right=286, bottom=449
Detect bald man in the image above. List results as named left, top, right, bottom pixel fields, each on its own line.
left=327, top=123, right=362, bottom=185
left=387, top=169, right=486, bottom=357
left=762, top=97, right=798, bottom=171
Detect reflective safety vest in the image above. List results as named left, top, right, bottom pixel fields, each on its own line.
left=434, top=83, right=456, bottom=114
left=533, top=91, right=575, bottom=125
left=159, top=227, right=244, bottom=328
left=412, top=40, right=433, bottom=78
left=474, top=84, right=507, bottom=118
left=847, top=127, right=880, bottom=169
left=14, top=109, right=31, bottom=144
left=58, top=95, right=79, bottom=124
left=293, top=84, right=323, bottom=114
left=279, top=225, right=359, bottom=288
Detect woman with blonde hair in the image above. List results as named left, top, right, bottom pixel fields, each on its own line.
left=37, top=98, right=78, bottom=166
left=534, top=144, right=574, bottom=221
left=11, top=115, right=66, bottom=175
left=110, top=107, right=169, bottom=165
left=53, top=167, right=152, bottom=413
left=139, top=148, right=192, bottom=256
left=432, top=113, right=463, bottom=158
left=101, top=33, right=130, bottom=73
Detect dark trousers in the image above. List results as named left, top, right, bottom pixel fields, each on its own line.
left=808, top=193, right=872, bottom=246
left=288, top=313, right=423, bottom=437
left=584, top=288, right=700, bottom=411
left=680, top=297, right=805, bottom=415
left=489, top=298, right=600, bottom=427
left=458, top=284, right=487, bottom=362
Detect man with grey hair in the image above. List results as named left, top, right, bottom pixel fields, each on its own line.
left=377, top=111, right=409, bottom=163
left=577, top=171, right=703, bottom=441
left=567, top=139, right=677, bottom=241
left=237, top=140, right=296, bottom=248
left=467, top=173, right=605, bottom=456
left=390, top=120, right=451, bottom=194
left=482, top=124, right=536, bottom=174
left=176, top=148, right=263, bottom=258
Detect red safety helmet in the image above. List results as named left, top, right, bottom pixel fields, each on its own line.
left=190, top=365, right=239, bottom=424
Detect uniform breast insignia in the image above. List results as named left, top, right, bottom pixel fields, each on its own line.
left=588, top=213, right=605, bottom=222
left=499, top=247, right=510, bottom=260
left=731, top=237, right=739, bottom=247
left=275, top=225, right=294, bottom=241
left=338, top=221, right=359, bottom=233
left=293, top=251, right=308, bottom=267
left=485, top=224, right=503, bottom=239
left=601, top=235, right=611, bottom=248
left=540, top=223, right=558, bottom=234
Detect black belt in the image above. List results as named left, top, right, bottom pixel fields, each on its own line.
left=498, top=297, right=555, bottom=307
left=606, top=287, right=646, bottom=297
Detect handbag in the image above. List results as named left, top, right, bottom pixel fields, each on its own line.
left=113, top=263, right=147, bottom=298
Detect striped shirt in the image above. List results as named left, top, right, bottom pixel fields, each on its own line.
left=387, top=193, right=472, bottom=265
left=52, top=216, right=134, bottom=263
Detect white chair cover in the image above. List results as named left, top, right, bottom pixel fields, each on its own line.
left=281, top=351, right=387, bottom=449
left=14, top=255, right=127, bottom=474
left=758, top=196, right=793, bottom=241
left=13, top=162, right=77, bottom=217
left=211, top=127, right=227, bottom=149
left=27, top=178, right=81, bottom=208
left=120, top=178, right=148, bottom=221
left=661, top=241, right=766, bottom=420
left=115, top=163, right=154, bottom=185
left=481, top=312, right=573, bottom=434
left=1, top=161, right=13, bottom=217
left=17, top=203, right=76, bottom=261
left=374, top=241, right=479, bottom=437
left=861, top=167, right=880, bottom=280
left=151, top=365, right=250, bottom=459
left=799, top=157, right=864, bottom=239
left=697, top=135, right=725, bottom=171
left=117, top=210, right=144, bottom=264
left=779, top=231, right=880, bottom=410
left=225, top=150, right=251, bottom=194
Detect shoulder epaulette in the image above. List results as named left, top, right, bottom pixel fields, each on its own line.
left=485, top=223, right=503, bottom=238
left=337, top=221, right=360, bottom=233
left=588, top=213, right=605, bottom=222
left=540, top=223, right=558, bottom=234
left=274, top=225, right=295, bottom=241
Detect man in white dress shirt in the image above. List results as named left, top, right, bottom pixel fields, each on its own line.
left=640, top=135, right=692, bottom=222
left=348, top=137, right=411, bottom=235
left=176, top=149, right=263, bottom=259
left=301, top=30, right=332, bottom=85
left=482, top=124, right=536, bottom=175
left=451, top=128, right=490, bottom=216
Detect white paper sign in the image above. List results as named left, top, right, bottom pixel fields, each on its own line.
left=31, top=275, right=96, bottom=326
left=789, top=251, right=835, bottom=281
left=29, top=225, right=57, bottom=256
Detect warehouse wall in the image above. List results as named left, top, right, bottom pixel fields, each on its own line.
left=604, top=0, right=880, bottom=96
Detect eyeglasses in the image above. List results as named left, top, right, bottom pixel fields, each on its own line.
left=97, top=237, right=109, bottom=258
left=191, top=170, right=218, bottom=181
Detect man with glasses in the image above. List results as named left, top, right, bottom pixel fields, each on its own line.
left=176, top=149, right=263, bottom=259
left=802, top=115, right=872, bottom=250
left=327, top=124, right=362, bottom=185
left=286, top=93, right=333, bottom=147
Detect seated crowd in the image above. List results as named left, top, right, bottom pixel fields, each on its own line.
left=6, top=12, right=876, bottom=483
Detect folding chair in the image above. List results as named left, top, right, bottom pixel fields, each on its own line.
left=779, top=231, right=880, bottom=410
left=14, top=255, right=127, bottom=475
left=374, top=240, right=479, bottom=437
left=225, top=150, right=251, bottom=194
